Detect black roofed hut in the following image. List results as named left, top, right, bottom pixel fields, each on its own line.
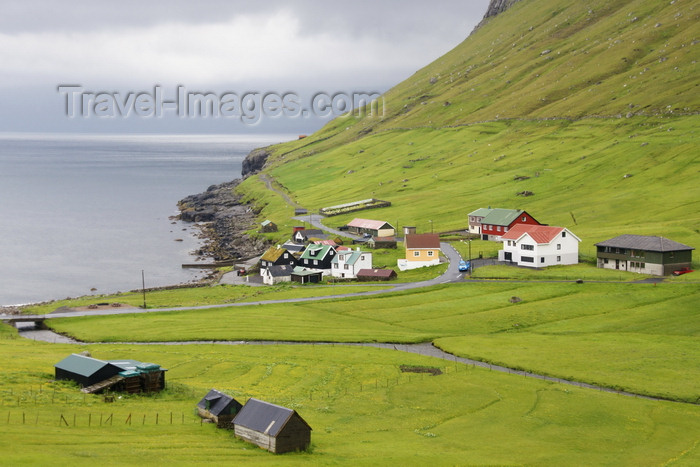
left=196, top=389, right=243, bottom=428
left=232, top=398, right=312, bottom=454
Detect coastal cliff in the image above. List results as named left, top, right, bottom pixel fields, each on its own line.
left=178, top=180, right=266, bottom=261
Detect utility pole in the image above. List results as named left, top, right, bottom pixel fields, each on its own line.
left=141, top=270, right=147, bottom=308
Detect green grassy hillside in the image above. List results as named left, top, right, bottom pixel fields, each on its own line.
left=241, top=0, right=700, bottom=253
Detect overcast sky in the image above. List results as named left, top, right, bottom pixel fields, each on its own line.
left=0, top=1, right=490, bottom=134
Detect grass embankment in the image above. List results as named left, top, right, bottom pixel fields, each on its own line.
left=49, top=282, right=700, bottom=403
left=21, top=284, right=392, bottom=315
left=1, top=325, right=699, bottom=466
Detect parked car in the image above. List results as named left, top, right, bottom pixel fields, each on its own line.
left=672, top=267, right=694, bottom=276
left=458, top=260, right=470, bottom=272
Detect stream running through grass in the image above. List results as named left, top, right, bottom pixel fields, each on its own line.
left=18, top=325, right=683, bottom=404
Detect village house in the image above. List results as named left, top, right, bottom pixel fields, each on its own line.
left=469, top=208, right=540, bottom=241
left=293, top=229, right=327, bottom=244
left=196, top=389, right=242, bottom=428
left=397, top=233, right=441, bottom=271
left=297, top=244, right=337, bottom=273
left=346, top=218, right=396, bottom=238
left=356, top=268, right=398, bottom=281
left=467, top=208, right=493, bottom=236
left=595, top=235, right=694, bottom=276
left=232, top=398, right=312, bottom=454
left=260, top=246, right=297, bottom=269
left=261, top=265, right=294, bottom=285
left=331, top=248, right=372, bottom=279
left=498, top=225, right=581, bottom=267
left=54, top=354, right=166, bottom=394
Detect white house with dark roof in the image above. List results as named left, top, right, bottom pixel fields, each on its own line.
left=498, top=225, right=580, bottom=267
left=331, top=248, right=372, bottom=278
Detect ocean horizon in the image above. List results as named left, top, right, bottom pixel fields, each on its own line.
left=0, top=132, right=293, bottom=306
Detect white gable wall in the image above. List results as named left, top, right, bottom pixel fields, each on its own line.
left=499, top=230, right=579, bottom=268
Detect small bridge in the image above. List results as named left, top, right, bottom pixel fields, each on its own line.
left=0, top=315, right=49, bottom=329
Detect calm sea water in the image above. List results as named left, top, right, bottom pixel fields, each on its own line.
left=0, top=133, right=292, bottom=306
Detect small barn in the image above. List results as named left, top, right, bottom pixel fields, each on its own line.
left=291, top=267, right=323, bottom=284
left=54, top=354, right=123, bottom=388
left=260, top=220, right=278, bottom=233
left=54, top=354, right=167, bottom=394
left=196, top=389, right=243, bottom=428
left=367, top=236, right=397, bottom=249
left=232, top=398, right=312, bottom=454
left=356, top=268, right=398, bottom=281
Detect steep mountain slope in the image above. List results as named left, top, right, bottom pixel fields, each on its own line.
left=241, top=0, right=699, bottom=253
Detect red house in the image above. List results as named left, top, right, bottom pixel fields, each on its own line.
left=478, top=208, right=540, bottom=241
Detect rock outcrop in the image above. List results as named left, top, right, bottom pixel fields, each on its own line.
left=483, top=0, right=523, bottom=19
left=241, top=147, right=271, bottom=178
left=178, top=180, right=267, bottom=261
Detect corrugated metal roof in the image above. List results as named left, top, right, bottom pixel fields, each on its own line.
left=468, top=208, right=493, bottom=217
left=348, top=218, right=393, bottom=231
left=332, top=250, right=368, bottom=266
left=55, top=354, right=112, bottom=377
left=480, top=208, right=523, bottom=226
left=405, top=233, right=440, bottom=249
left=595, top=235, right=694, bottom=252
left=500, top=225, right=578, bottom=244
left=233, top=398, right=308, bottom=436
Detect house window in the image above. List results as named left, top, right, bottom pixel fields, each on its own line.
left=604, top=258, right=609, bottom=264
left=413, top=251, right=420, bottom=257
left=521, top=256, right=534, bottom=263
left=428, top=251, right=434, bottom=257
left=497, top=226, right=501, bottom=232
left=521, top=244, right=534, bottom=251
left=562, top=231, right=566, bottom=238
left=670, top=252, right=675, bottom=259
left=504, top=227, right=508, bottom=232
left=339, top=255, right=344, bottom=261
left=522, top=216, right=527, bottom=222
left=641, top=263, right=645, bottom=269
left=557, top=256, right=561, bottom=262
left=284, top=253, right=288, bottom=258
left=344, top=264, right=349, bottom=270
left=557, top=244, right=561, bottom=250
left=360, top=255, right=365, bottom=261
left=313, top=260, right=318, bottom=266
left=540, top=257, right=545, bottom=263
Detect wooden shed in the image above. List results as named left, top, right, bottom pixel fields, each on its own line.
left=232, top=398, right=312, bottom=454
left=356, top=268, right=398, bottom=281
left=260, top=220, right=278, bottom=233
left=196, top=389, right=242, bottom=428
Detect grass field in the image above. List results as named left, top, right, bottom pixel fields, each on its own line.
left=20, top=283, right=392, bottom=315
left=1, top=326, right=699, bottom=466
left=48, top=281, right=699, bottom=403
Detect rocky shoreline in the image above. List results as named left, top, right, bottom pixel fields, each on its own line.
left=176, top=147, right=272, bottom=262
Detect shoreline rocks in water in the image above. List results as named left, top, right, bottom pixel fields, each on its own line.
left=178, top=179, right=267, bottom=261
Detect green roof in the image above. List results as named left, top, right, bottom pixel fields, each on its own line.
left=55, top=354, right=112, bottom=377
left=300, top=244, right=334, bottom=260
left=468, top=208, right=493, bottom=217
left=261, top=246, right=288, bottom=262
left=332, top=250, right=368, bottom=266
left=481, top=208, right=524, bottom=226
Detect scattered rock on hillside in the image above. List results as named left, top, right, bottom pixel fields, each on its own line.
left=516, top=190, right=534, bottom=197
